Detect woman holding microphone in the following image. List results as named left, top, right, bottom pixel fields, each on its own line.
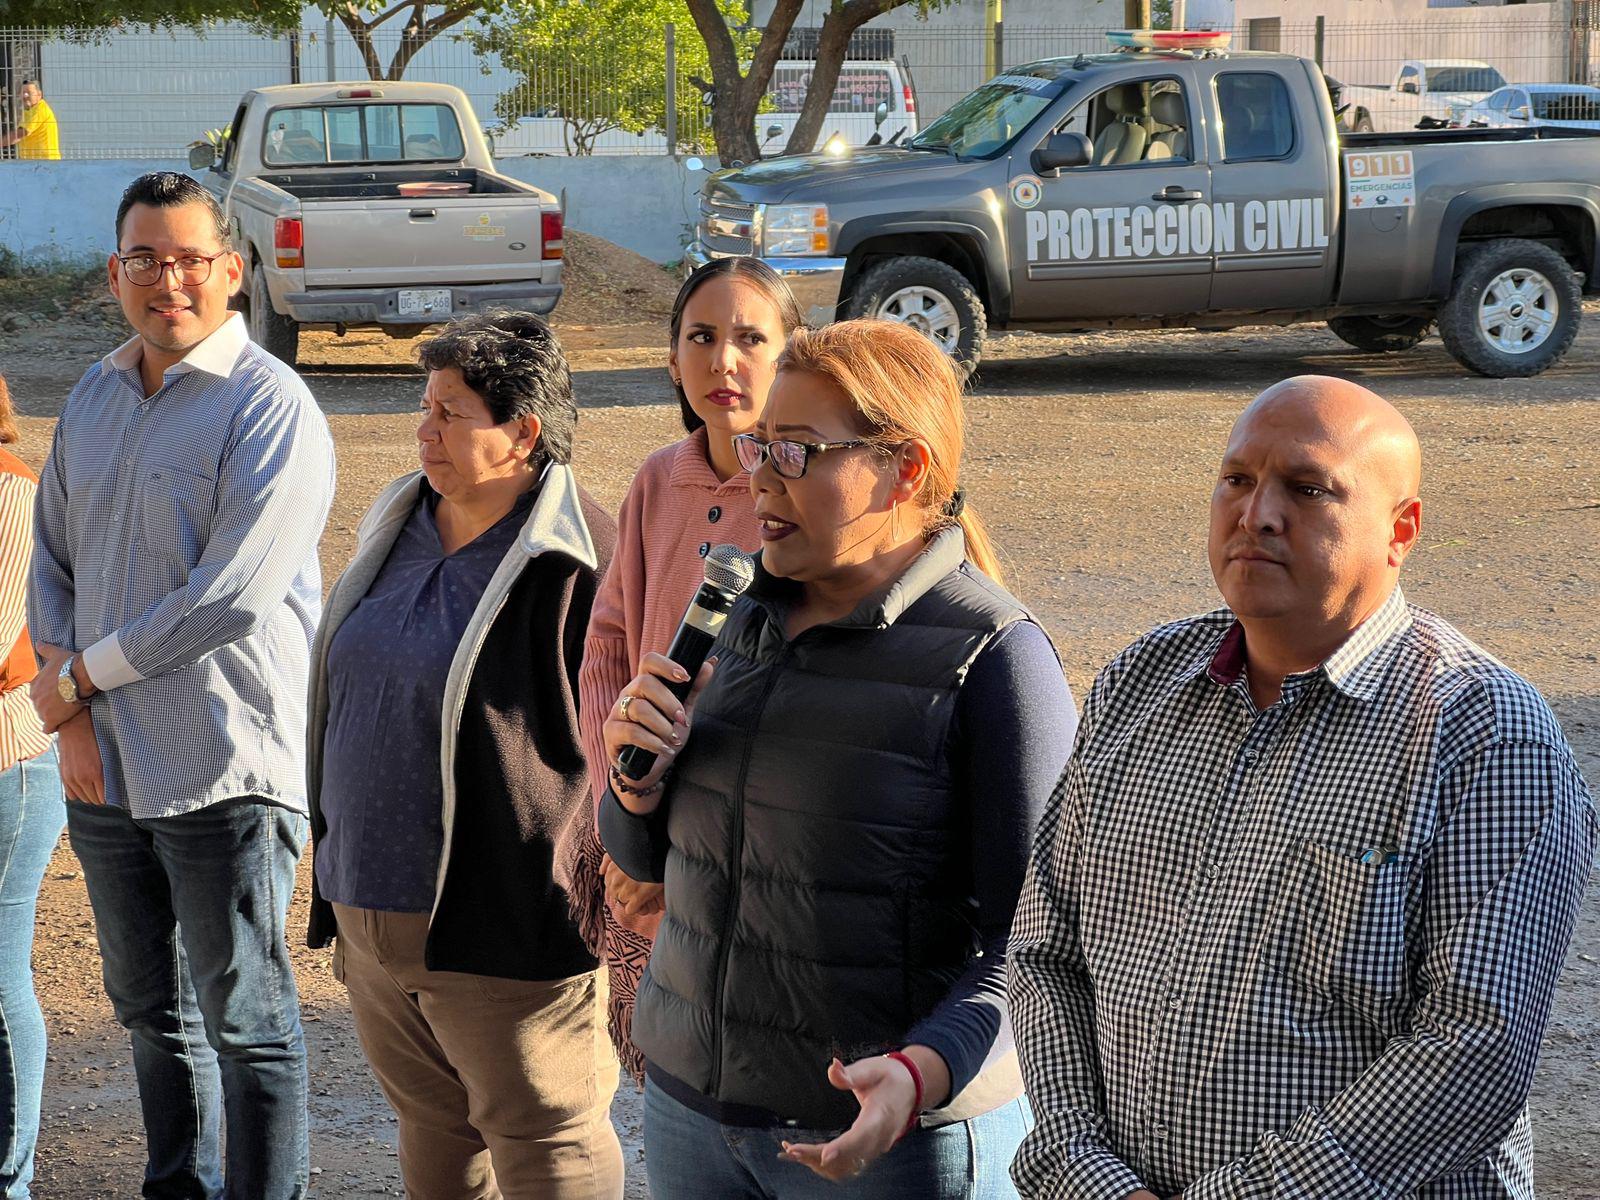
left=572, top=258, right=802, bottom=1079
left=599, top=320, right=1076, bottom=1198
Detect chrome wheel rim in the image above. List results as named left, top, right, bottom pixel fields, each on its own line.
left=1477, top=268, right=1557, bottom=355
left=876, top=285, right=961, bottom=355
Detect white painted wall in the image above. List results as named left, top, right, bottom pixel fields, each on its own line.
left=1230, top=0, right=1573, bottom=87
left=0, top=156, right=707, bottom=266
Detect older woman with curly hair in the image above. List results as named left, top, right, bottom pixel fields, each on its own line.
left=305, top=312, right=623, bottom=1199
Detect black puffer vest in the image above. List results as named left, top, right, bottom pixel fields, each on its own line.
left=631, top=529, right=1028, bottom=1129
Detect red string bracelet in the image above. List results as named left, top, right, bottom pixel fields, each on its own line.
left=884, top=1050, right=924, bottom=1143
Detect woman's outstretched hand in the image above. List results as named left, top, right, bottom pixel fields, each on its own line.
left=777, top=1056, right=921, bottom=1183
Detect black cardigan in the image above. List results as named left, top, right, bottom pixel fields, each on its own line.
left=307, top=476, right=617, bottom=981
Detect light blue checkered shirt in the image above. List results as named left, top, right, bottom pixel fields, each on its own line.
left=29, top=313, right=334, bottom=819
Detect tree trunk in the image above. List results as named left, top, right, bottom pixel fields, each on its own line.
left=783, top=19, right=853, bottom=154
left=684, top=0, right=804, bottom=164
left=385, top=4, right=477, bottom=80
left=783, top=0, right=908, bottom=157
left=332, top=2, right=481, bottom=81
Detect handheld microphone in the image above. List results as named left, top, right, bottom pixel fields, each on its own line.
left=616, top=543, right=754, bottom=781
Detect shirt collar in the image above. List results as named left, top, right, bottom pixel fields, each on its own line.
left=102, top=312, right=250, bottom=381
left=1204, top=586, right=1413, bottom=703
left=669, top=426, right=754, bottom=497
left=747, top=525, right=968, bottom=631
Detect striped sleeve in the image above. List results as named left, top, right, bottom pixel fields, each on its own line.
left=0, top=473, right=50, bottom=773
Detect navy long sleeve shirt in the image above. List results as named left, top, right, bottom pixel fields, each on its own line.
left=603, top=618, right=1076, bottom=1107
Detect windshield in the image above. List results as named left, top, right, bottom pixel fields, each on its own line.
left=1534, top=92, right=1600, bottom=121
left=1425, top=66, right=1506, bottom=94
left=262, top=102, right=465, bottom=166
left=908, top=69, right=1067, bottom=158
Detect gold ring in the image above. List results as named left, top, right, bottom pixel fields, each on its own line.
left=618, top=694, right=634, bottom=721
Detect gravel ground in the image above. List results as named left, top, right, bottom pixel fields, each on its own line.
left=1, top=308, right=1596, bottom=1197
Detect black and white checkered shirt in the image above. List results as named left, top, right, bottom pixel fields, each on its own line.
left=1008, top=587, right=1596, bottom=1199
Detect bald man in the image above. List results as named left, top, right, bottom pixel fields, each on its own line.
left=1008, top=376, right=1595, bottom=1200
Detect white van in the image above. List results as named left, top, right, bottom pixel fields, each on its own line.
left=491, top=59, right=919, bottom=157
left=760, top=59, right=920, bottom=152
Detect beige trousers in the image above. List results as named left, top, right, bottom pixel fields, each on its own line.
left=332, top=903, right=624, bottom=1200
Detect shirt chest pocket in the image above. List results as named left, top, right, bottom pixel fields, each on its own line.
left=141, top=464, right=219, bottom=564
left=1260, top=838, right=1413, bottom=1031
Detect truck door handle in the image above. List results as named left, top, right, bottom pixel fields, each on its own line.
left=409, top=208, right=437, bottom=219
left=1153, top=187, right=1204, bottom=203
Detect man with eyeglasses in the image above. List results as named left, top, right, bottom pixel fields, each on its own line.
left=28, top=171, right=332, bottom=1197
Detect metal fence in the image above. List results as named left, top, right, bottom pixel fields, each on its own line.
left=2, top=15, right=1597, bottom=162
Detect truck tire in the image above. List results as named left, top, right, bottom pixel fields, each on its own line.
left=248, top=264, right=300, bottom=365
left=1353, top=111, right=1374, bottom=133
left=1327, top=314, right=1433, bottom=352
left=845, top=256, right=985, bottom=374
left=1437, top=238, right=1581, bottom=378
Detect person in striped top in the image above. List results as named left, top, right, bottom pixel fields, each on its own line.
left=0, top=372, right=67, bottom=1199
left=571, top=258, right=803, bottom=1080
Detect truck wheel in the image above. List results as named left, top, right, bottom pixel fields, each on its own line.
left=1437, top=238, right=1580, bottom=378
left=845, top=256, right=985, bottom=374
left=1327, top=314, right=1433, bottom=352
left=1353, top=112, right=1374, bottom=133
left=248, top=265, right=300, bottom=365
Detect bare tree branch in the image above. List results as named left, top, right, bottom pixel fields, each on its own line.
left=386, top=3, right=478, bottom=78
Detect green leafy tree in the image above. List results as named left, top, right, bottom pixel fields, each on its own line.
left=0, top=1, right=301, bottom=25
left=471, top=0, right=751, bottom=155
left=2, top=2, right=502, bottom=82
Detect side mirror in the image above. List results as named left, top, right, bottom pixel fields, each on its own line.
left=1399, top=80, right=1419, bottom=95
left=1032, top=132, right=1092, bottom=175
left=764, top=123, right=784, bottom=142
left=188, top=142, right=217, bottom=171
left=1509, top=106, right=1530, bottom=121
left=874, top=100, right=889, bottom=128
left=684, top=156, right=706, bottom=172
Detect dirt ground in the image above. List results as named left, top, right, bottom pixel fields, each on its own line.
left=0, top=297, right=1596, bottom=1197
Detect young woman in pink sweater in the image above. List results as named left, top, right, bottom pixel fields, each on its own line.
left=574, top=258, right=803, bottom=1076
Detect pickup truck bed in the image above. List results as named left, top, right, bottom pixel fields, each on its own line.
left=259, top=168, right=528, bottom=201
left=195, top=81, right=563, bottom=365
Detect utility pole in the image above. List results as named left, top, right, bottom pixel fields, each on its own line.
left=1171, top=0, right=1186, bottom=31
left=984, top=0, right=1003, bottom=78
left=1124, top=0, right=1151, bottom=29
left=326, top=15, right=337, bottom=82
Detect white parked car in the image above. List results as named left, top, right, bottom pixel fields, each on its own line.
left=492, top=59, right=918, bottom=157
left=1342, top=59, right=1508, bottom=133
left=761, top=59, right=919, bottom=152
left=1452, top=84, right=1600, bottom=132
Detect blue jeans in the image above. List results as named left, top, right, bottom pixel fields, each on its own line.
left=65, top=797, right=309, bottom=1200
left=0, top=748, right=65, bottom=1200
left=643, top=1077, right=1032, bottom=1200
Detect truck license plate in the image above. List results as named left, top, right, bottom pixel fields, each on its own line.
left=398, top=288, right=452, bottom=317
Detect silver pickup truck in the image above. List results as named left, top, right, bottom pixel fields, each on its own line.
left=688, top=43, right=1600, bottom=378
left=190, top=82, right=563, bottom=364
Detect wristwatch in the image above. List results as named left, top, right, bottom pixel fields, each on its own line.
left=57, top=655, right=83, bottom=705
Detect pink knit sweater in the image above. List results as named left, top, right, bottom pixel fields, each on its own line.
left=573, top=427, right=759, bottom=1076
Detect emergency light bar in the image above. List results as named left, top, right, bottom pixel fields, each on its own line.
left=1106, top=30, right=1233, bottom=51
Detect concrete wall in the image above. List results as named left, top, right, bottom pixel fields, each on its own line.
left=0, top=156, right=708, bottom=268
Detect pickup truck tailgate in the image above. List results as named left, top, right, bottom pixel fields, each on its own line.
left=300, top=197, right=553, bottom=287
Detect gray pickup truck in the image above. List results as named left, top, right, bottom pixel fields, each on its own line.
left=191, top=82, right=563, bottom=365
left=687, top=44, right=1600, bottom=377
